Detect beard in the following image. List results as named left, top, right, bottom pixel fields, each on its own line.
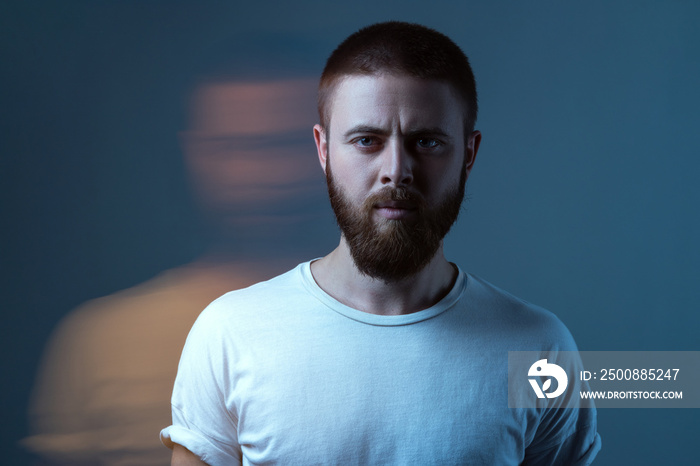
left=326, top=158, right=466, bottom=283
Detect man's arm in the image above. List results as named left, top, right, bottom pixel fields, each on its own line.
left=172, top=444, right=209, bottom=466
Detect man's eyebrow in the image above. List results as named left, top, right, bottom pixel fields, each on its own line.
left=405, top=127, right=452, bottom=140
left=343, top=125, right=453, bottom=140
left=343, top=125, right=390, bottom=138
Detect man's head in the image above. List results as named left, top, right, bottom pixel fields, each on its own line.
left=318, top=21, right=478, bottom=137
left=314, top=22, right=480, bottom=282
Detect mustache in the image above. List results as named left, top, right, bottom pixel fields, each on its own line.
left=365, top=186, right=426, bottom=209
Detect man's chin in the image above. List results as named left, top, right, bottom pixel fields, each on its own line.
left=371, top=221, right=406, bottom=237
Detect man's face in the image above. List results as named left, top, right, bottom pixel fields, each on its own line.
left=314, top=74, right=479, bottom=282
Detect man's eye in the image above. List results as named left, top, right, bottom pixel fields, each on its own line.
left=357, top=137, right=375, bottom=146
left=417, top=138, right=440, bottom=149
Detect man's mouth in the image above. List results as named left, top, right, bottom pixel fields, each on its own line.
left=374, top=200, right=418, bottom=220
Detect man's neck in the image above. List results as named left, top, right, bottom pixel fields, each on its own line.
left=310, top=238, right=457, bottom=316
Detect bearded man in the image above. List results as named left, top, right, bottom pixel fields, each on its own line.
left=162, top=22, right=601, bottom=465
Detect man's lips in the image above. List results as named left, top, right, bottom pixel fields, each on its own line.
left=374, top=200, right=418, bottom=219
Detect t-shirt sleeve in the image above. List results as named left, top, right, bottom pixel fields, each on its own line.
left=521, top=313, right=602, bottom=465
left=160, top=302, right=242, bottom=466
left=522, top=409, right=602, bottom=465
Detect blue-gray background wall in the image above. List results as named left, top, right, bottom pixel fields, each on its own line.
left=2, top=1, right=698, bottom=464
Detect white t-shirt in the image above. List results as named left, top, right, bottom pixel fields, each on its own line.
left=161, top=262, right=601, bottom=465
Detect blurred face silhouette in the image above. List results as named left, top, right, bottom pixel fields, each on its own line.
left=315, top=74, right=479, bottom=282
left=183, top=79, right=320, bottom=230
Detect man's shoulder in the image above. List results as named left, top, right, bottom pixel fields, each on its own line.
left=462, top=272, right=578, bottom=351
left=192, top=261, right=313, bottom=326
left=217, top=262, right=305, bottom=300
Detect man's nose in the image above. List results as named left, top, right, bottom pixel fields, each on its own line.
left=380, top=140, right=413, bottom=186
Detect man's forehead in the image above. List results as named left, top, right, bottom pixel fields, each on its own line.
left=331, top=73, right=459, bottom=98
left=327, top=74, right=464, bottom=133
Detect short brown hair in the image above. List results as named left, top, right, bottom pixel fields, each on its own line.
left=318, top=21, right=478, bottom=135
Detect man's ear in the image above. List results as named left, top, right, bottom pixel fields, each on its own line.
left=314, top=124, right=328, bottom=174
left=464, top=130, right=481, bottom=178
